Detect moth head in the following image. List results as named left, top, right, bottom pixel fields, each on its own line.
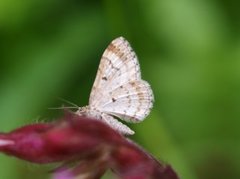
left=76, top=106, right=90, bottom=116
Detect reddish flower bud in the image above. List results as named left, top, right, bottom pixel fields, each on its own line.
left=0, top=112, right=179, bottom=179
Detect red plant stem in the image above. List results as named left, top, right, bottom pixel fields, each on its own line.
left=0, top=112, right=179, bottom=179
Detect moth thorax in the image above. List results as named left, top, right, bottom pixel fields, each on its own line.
left=76, top=106, right=102, bottom=119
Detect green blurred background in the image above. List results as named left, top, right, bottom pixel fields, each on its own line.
left=0, top=0, right=240, bottom=179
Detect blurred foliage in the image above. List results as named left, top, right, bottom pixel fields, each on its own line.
left=0, top=0, right=240, bottom=179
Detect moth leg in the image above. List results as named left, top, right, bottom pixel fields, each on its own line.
left=101, top=113, right=134, bottom=135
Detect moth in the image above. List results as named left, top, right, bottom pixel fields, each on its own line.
left=76, top=37, right=154, bottom=135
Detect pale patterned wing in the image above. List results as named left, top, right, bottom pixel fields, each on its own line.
left=101, top=80, right=154, bottom=123
left=89, top=37, right=141, bottom=108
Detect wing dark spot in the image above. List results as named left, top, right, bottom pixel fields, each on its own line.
left=102, top=76, right=108, bottom=81
left=115, top=67, right=120, bottom=71
left=112, top=98, right=116, bottom=102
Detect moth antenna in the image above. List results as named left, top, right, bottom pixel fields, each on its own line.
left=57, top=97, right=80, bottom=108
left=48, top=106, right=79, bottom=110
